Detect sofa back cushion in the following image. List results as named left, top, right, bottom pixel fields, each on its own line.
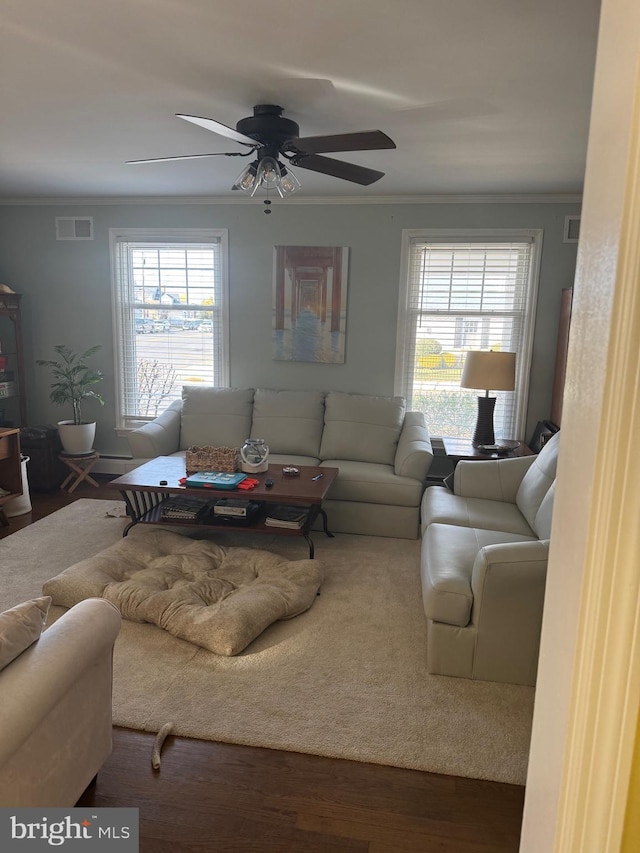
left=319, top=392, right=406, bottom=465
left=180, top=386, right=255, bottom=450
left=250, top=389, right=325, bottom=457
left=516, top=432, right=560, bottom=530
left=533, top=482, right=555, bottom=539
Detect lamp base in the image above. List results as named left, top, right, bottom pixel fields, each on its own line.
left=471, top=396, right=496, bottom=447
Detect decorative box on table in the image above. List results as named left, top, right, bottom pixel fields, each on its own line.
left=185, top=445, right=239, bottom=474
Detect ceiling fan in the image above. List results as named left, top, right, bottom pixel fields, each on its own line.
left=127, top=104, right=396, bottom=199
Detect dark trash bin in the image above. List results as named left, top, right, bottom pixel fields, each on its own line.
left=20, top=425, right=67, bottom=491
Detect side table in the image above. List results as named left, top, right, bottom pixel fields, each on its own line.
left=59, top=451, right=100, bottom=493
left=442, top=437, right=533, bottom=463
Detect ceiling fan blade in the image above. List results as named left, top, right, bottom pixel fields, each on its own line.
left=176, top=114, right=259, bottom=147
left=289, top=130, right=395, bottom=154
left=290, top=153, right=385, bottom=186
left=126, top=152, right=253, bottom=165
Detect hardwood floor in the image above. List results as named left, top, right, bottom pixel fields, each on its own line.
left=3, top=482, right=525, bottom=852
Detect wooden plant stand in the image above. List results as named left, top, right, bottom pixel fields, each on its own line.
left=59, top=451, right=100, bottom=493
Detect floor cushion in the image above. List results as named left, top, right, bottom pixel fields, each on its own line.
left=43, top=529, right=323, bottom=656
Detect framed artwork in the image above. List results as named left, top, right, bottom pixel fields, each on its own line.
left=273, top=245, right=349, bottom=363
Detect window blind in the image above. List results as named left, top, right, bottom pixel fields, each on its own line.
left=111, top=230, right=229, bottom=428
left=396, top=234, right=540, bottom=439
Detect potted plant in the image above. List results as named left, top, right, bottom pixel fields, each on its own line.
left=37, top=345, right=104, bottom=454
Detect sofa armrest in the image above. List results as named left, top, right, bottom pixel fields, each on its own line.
left=470, top=539, right=549, bottom=684
left=394, top=411, right=434, bottom=480
left=454, top=455, right=536, bottom=502
left=127, top=399, right=182, bottom=459
left=0, top=599, right=121, bottom=765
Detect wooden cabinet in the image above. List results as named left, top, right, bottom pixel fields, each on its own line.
left=0, top=292, right=26, bottom=428
left=0, top=427, right=22, bottom=525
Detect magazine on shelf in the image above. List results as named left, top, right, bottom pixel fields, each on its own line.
left=264, top=504, right=310, bottom=529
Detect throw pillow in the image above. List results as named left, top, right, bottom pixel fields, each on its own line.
left=0, top=596, right=51, bottom=671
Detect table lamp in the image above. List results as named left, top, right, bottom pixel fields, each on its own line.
left=461, top=351, right=516, bottom=447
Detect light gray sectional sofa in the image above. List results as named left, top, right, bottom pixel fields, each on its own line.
left=127, top=386, right=434, bottom=539
left=420, top=431, right=560, bottom=685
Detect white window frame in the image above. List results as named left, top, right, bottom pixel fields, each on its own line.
left=394, top=228, right=543, bottom=439
left=109, top=227, right=229, bottom=431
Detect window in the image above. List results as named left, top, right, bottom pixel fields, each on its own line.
left=395, top=230, right=542, bottom=439
left=110, top=228, right=229, bottom=429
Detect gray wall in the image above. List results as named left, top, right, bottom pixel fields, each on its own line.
left=0, top=199, right=579, bottom=457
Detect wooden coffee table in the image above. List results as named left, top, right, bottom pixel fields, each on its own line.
left=107, top=458, right=339, bottom=558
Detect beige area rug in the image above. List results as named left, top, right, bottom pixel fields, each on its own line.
left=0, top=499, right=534, bottom=785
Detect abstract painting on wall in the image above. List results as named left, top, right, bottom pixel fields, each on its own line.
left=272, top=245, right=349, bottom=363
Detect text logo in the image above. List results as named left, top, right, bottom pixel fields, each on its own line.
left=0, top=809, right=138, bottom=850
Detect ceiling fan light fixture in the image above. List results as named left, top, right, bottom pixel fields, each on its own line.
left=254, top=156, right=282, bottom=194
left=232, top=160, right=259, bottom=192
left=278, top=164, right=301, bottom=197
left=238, top=155, right=302, bottom=199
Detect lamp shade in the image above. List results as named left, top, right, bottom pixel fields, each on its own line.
left=460, top=351, right=516, bottom=392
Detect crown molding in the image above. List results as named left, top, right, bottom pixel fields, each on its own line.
left=0, top=192, right=583, bottom=206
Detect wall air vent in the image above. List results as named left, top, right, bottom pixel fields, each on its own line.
left=563, top=215, right=581, bottom=243
left=55, top=217, right=94, bottom=241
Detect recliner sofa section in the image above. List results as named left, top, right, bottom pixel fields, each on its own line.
left=127, top=386, right=434, bottom=539
left=0, top=598, right=121, bottom=806
left=419, top=432, right=560, bottom=685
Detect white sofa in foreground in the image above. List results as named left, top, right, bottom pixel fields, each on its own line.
left=420, top=432, right=560, bottom=685
left=0, top=597, right=121, bottom=806
left=128, top=387, right=434, bottom=539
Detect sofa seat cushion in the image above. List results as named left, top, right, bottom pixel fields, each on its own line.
left=180, top=386, right=255, bottom=450
left=267, top=453, right=321, bottom=467
left=250, top=389, right=325, bottom=458
left=43, top=528, right=323, bottom=657
left=421, top=486, right=535, bottom=537
left=319, top=392, right=406, bottom=465
left=321, top=459, right=423, bottom=507
left=421, top=523, right=537, bottom=627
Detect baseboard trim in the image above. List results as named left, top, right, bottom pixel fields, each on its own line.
left=93, top=456, right=135, bottom=475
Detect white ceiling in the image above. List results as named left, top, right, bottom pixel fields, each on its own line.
left=0, top=0, right=601, bottom=200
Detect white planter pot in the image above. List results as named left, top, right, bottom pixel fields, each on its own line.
left=57, top=421, right=96, bottom=455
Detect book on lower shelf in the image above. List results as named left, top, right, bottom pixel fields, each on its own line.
left=159, top=496, right=212, bottom=521
left=264, top=504, right=310, bottom=529
left=0, top=381, right=17, bottom=398
left=212, top=500, right=264, bottom=525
